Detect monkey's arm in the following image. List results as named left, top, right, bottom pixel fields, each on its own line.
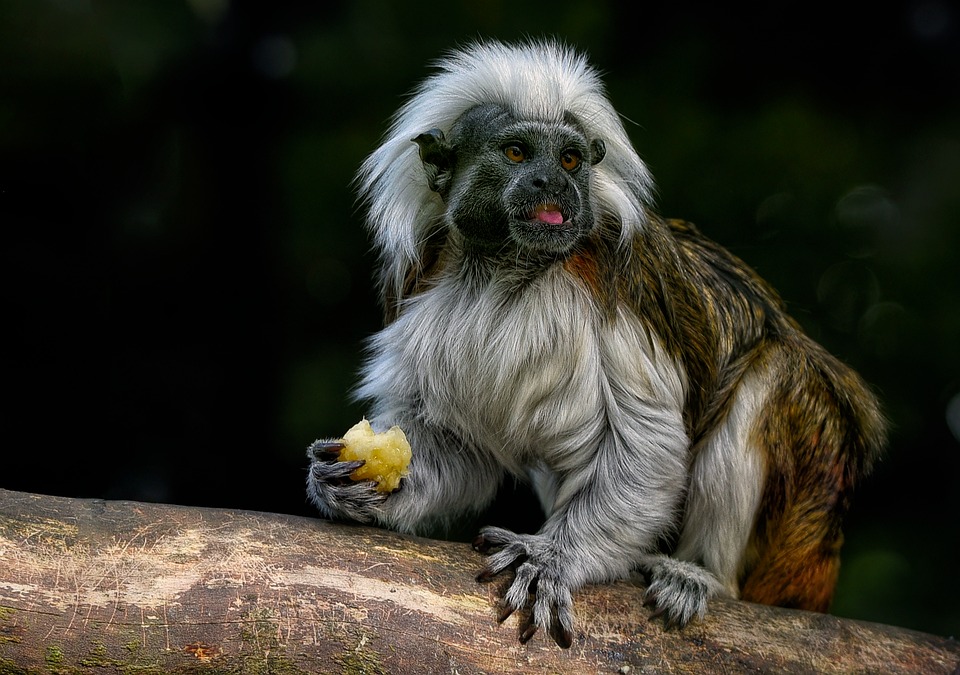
left=475, top=402, right=690, bottom=647
left=307, top=416, right=505, bottom=532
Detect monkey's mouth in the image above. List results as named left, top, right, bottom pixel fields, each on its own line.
left=510, top=202, right=581, bottom=254
left=528, top=203, right=566, bottom=225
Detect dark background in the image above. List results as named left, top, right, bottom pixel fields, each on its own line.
left=2, top=0, right=958, bottom=638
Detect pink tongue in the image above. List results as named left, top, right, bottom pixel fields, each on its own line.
left=536, top=210, right=564, bottom=225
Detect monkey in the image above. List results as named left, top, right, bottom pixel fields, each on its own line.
left=305, top=40, right=886, bottom=648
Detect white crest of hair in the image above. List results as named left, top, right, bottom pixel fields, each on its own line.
left=355, top=38, right=656, bottom=302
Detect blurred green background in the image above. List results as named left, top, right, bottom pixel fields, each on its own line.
left=2, top=0, right=958, bottom=638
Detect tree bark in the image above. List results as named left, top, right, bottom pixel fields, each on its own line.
left=0, top=489, right=956, bottom=674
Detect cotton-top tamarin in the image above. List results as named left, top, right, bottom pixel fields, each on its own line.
left=306, top=40, right=885, bottom=648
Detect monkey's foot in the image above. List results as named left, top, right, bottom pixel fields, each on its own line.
left=306, top=440, right=388, bottom=523
left=473, top=526, right=575, bottom=648
left=638, top=554, right=725, bottom=629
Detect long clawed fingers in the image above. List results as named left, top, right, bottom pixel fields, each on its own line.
left=643, top=590, right=667, bottom=618
left=309, top=439, right=346, bottom=460
left=472, top=526, right=516, bottom=553
left=475, top=542, right=529, bottom=583
left=473, top=528, right=575, bottom=648
left=550, top=624, right=574, bottom=649
left=476, top=567, right=499, bottom=583
left=518, top=615, right=539, bottom=644
left=472, top=533, right=493, bottom=554
left=515, top=606, right=572, bottom=648
left=643, top=593, right=684, bottom=630
left=311, top=457, right=366, bottom=483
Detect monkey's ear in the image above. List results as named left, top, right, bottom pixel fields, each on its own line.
left=412, top=129, right=455, bottom=195
left=590, top=139, right=606, bottom=166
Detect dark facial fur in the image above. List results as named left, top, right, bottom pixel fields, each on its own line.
left=414, top=103, right=605, bottom=256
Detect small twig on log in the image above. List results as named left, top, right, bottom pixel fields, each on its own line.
left=0, top=488, right=957, bottom=673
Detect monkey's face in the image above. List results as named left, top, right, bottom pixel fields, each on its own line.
left=413, top=104, right=606, bottom=256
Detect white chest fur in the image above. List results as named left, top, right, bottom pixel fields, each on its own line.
left=359, top=263, right=686, bottom=476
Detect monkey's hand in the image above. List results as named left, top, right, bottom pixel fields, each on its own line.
left=639, top=554, right=726, bottom=629
left=306, top=440, right=389, bottom=523
left=473, top=526, right=577, bottom=649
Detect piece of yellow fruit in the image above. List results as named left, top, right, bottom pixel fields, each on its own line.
left=338, top=419, right=411, bottom=493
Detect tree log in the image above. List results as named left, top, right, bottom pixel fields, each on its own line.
left=0, top=489, right=956, bottom=674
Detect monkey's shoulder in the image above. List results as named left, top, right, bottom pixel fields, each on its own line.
left=663, top=218, right=702, bottom=239
left=658, top=216, right=788, bottom=312
left=662, top=218, right=754, bottom=272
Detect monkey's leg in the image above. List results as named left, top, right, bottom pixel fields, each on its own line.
left=736, top=340, right=879, bottom=613
left=738, top=370, right=857, bottom=611
left=738, top=487, right=845, bottom=612
left=642, top=371, right=769, bottom=627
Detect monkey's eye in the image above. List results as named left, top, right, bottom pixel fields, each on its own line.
left=503, top=145, right=526, bottom=163
left=560, top=149, right=582, bottom=172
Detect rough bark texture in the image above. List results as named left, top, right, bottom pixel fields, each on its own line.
left=0, top=489, right=957, bottom=674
